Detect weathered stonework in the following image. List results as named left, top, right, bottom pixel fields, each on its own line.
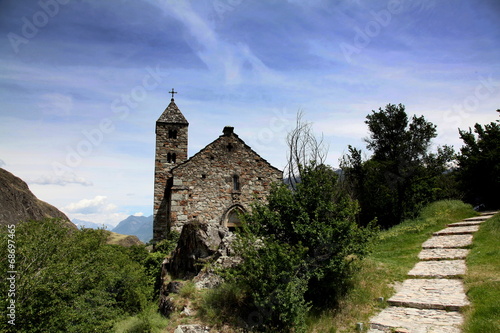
left=153, top=99, right=189, bottom=241
left=153, top=99, right=282, bottom=242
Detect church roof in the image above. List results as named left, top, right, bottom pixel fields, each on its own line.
left=171, top=126, right=282, bottom=175
left=157, top=99, right=189, bottom=124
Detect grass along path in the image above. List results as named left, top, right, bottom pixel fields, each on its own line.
left=306, top=200, right=477, bottom=332
left=463, top=212, right=500, bottom=333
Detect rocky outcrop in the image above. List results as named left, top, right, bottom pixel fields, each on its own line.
left=167, top=221, right=235, bottom=279
left=0, top=168, right=74, bottom=227
left=173, top=325, right=211, bottom=333
left=159, top=221, right=241, bottom=317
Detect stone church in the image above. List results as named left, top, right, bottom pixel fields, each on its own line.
left=153, top=94, right=282, bottom=242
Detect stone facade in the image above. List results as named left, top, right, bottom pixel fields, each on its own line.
left=153, top=99, right=189, bottom=241
left=153, top=99, right=282, bottom=242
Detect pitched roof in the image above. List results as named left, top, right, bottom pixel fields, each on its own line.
left=157, top=99, right=189, bottom=124
left=171, top=127, right=282, bottom=175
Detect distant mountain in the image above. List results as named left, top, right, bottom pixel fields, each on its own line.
left=0, top=168, right=75, bottom=228
left=73, top=219, right=113, bottom=230
left=112, top=215, right=153, bottom=243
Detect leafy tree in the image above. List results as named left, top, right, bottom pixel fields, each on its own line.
left=365, top=104, right=437, bottom=162
left=457, top=111, right=500, bottom=209
left=0, top=219, right=151, bottom=333
left=342, top=104, right=456, bottom=227
left=221, top=163, right=377, bottom=332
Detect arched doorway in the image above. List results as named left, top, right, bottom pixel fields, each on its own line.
left=223, top=205, right=245, bottom=231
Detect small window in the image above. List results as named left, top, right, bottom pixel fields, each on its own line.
left=227, top=143, right=233, bottom=152
left=168, top=130, right=178, bottom=139
left=233, top=175, right=240, bottom=191
left=201, top=174, right=206, bottom=179
left=167, top=153, right=177, bottom=163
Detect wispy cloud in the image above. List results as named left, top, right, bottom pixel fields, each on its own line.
left=151, top=0, right=281, bottom=85
left=38, top=93, right=73, bottom=116
left=27, top=173, right=93, bottom=186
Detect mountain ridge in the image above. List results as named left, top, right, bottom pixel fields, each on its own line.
left=112, top=215, right=153, bottom=243
left=0, top=168, right=75, bottom=227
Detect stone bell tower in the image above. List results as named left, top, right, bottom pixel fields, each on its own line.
left=153, top=89, right=188, bottom=242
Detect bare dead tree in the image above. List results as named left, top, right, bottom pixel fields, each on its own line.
left=284, top=111, right=328, bottom=189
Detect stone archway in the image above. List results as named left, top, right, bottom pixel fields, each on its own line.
left=223, top=205, right=245, bottom=230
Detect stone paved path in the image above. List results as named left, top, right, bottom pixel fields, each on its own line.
left=367, top=212, right=497, bottom=333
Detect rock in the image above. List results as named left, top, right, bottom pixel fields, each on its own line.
left=193, top=269, right=224, bottom=290
left=168, top=221, right=233, bottom=278
left=158, top=295, right=176, bottom=317
left=193, top=255, right=243, bottom=289
left=0, top=168, right=74, bottom=227
left=166, top=281, right=184, bottom=294
left=159, top=221, right=242, bottom=317
left=180, top=304, right=193, bottom=317
left=174, top=325, right=211, bottom=333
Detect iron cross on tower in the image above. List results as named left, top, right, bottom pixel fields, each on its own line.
left=169, top=88, right=177, bottom=100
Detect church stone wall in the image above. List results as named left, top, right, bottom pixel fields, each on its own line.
left=168, top=128, right=282, bottom=231
left=154, top=122, right=188, bottom=241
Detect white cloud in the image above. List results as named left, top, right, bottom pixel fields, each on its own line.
left=133, top=212, right=144, bottom=217
left=0, top=159, right=5, bottom=168
left=28, top=173, right=93, bottom=186
left=64, top=195, right=117, bottom=214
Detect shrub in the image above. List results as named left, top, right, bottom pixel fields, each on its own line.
left=214, top=164, right=377, bottom=332
left=0, top=219, right=151, bottom=333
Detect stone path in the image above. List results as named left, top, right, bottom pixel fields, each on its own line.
left=367, top=212, right=497, bottom=333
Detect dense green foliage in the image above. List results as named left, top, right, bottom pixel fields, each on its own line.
left=342, top=104, right=457, bottom=227
left=0, top=219, right=153, bottom=333
left=457, top=113, right=500, bottom=209
left=208, top=164, right=377, bottom=332
left=153, top=230, right=180, bottom=254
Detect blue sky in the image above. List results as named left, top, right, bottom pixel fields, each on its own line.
left=1, top=0, right=499, bottom=226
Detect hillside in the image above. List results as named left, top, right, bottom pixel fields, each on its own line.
left=112, top=214, right=153, bottom=243
left=0, top=168, right=74, bottom=227
left=105, top=230, right=143, bottom=247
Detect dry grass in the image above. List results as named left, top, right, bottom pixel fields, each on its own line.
left=105, top=230, right=143, bottom=247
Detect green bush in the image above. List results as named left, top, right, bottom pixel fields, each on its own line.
left=154, top=230, right=180, bottom=255
left=0, top=219, right=151, bottom=333
left=212, top=163, right=377, bottom=332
